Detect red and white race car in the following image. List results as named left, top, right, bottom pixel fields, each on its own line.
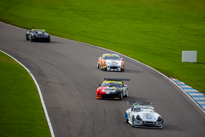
left=96, top=78, right=130, bottom=100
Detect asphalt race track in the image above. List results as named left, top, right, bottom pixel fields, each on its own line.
left=0, top=22, right=205, bottom=137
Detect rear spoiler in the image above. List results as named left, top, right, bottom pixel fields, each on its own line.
left=127, top=101, right=151, bottom=106
left=30, top=28, right=45, bottom=31
left=104, top=78, right=130, bottom=81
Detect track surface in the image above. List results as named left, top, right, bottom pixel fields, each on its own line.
left=0, top=22, right=205, bottom=137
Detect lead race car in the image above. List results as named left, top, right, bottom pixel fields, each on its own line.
left=96, top=78, right=130, bottom=100
left=26, top=28, right=50, bottom=42
left=125, top=101, right=163, bottom=128
left=97, top=53, right=124, bottom=71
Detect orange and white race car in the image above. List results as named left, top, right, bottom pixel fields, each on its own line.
left=97, top=53, right=124, bottom=71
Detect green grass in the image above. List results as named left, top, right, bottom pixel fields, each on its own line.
left=0, top=0, right=204, bottom=93
left=0, top=52, right=51, bottom=137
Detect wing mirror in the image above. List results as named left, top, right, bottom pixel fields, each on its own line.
left=121, top=58, right=123, bottom=60
left=123, top=84, right=127, bottom=87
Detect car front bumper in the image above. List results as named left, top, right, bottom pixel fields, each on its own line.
left=32, top=35, right=50, bottom=40
left=132, top=120, right=163, bottom=128
left=96, top=92, right=121, bottom=99
left=104, top=65, right=123, bottom=71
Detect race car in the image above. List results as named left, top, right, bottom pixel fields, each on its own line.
left=125, top=101, right=163, bottom=128
left=96, top=78, right=129, bottom=100
left=97, top=53, right=124, bottom=71
left=26, top=28, right=50, bottom=42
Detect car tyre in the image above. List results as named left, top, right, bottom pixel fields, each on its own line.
left=100, top=65, right=103, bottom=71
left=97, top=62, right=99, bottom=69
left=30, top=36, right=33, bottom=42
left=132, top=116, right=135, bottom=127
left=120, top=92, right=123, bottom=100
left=101, top=65, right=106, bottom=71
left=125, top=91, right=128, bottom=97
left=26, top=35, right=29, bottom=40
left=125, top=113, right=128, bottom=123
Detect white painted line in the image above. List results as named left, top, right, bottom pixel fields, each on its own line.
left=194, top=98, right=205, bottom=100
left=199, top=102, right=205, bottom=104
left=0, top=50, right=55, bottom=137
left=181, top=86, right=192, bottom=88
left=184, top=89, right=199, bottom=92
left=189, top=93, right=204, bottom=96
left=178, top=82, right=185, bottom=84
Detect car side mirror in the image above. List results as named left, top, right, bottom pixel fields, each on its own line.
left=121, top=58, right=123, bottom=60
left=123, top=84, right=127, bottom=87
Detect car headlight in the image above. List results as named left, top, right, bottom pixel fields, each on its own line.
left=136, top=115, right=142, bottom=120
left=157, top=116, right=163, bottom=122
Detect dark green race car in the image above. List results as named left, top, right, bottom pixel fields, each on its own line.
left=26, top=28, right=50, bottom=42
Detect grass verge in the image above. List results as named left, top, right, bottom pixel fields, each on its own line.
left=0, top=0, right=204, bottom=93
left=0, top=51, right=51, bottom=137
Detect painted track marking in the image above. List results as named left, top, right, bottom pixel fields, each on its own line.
left=0, top=50, right=55, bottom=137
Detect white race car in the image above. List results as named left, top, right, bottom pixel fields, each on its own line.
left=97, top=53, right=124, bottom=71
left=125, top=102, right=163, bottom=128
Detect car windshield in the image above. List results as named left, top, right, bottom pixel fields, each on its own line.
left=32, top=31, right=45, bottom=34
left=102, top=82, right=122, bottom=88
left=134, top=107, right=154, bottom=112
left=102, top=55, right=120, bottom=60
left=134, top=108, right=141, bottom=112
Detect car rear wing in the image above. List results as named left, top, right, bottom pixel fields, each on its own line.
left=127, top=101, right=151, bottom=106
left=104, top=78, right=130, bottom=81
left=30, top=28, right=45, bottom=31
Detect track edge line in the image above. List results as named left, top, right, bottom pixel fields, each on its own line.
left=0, top=50, right=55, bottom=137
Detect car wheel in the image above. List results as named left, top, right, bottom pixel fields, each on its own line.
left=125, top=113, right=128, bottom=123
left=47, top=39, right=50, bottom=42
left=103, top=68, right=107, bottom=71
left=100, top=65, right=103, bottom=71
left=120, top=92, right=123, bottom=100
left=97, top=62, right=99, bottom=69
left=26, top=35, right=29, bottom=40
left=30, top=36, right=33, bottom=42
left=125, top=91, right=128, bottom=97
left=132, top=116, right=135, bottom=127
left=100, top=65, right=104, bottom=71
